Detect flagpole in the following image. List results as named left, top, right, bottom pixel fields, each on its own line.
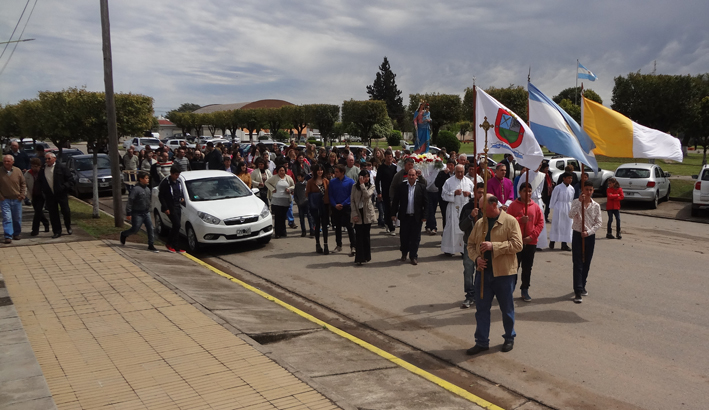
left=479, top=117, right=492, bottom=300
left=575, top=59, right=579, bottom=106
left=473, top=81, right=478, bottom=187
left=524, top=67, right=531, bottom=237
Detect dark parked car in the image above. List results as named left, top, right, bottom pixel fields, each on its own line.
left=51, top=148, right=85, bottom=166
left=66, top=154, right=124, bottom=197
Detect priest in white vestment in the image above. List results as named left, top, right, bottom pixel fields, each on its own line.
left=549, top=172, right=575, bottom=249
left=441, top=165, right=475, bottom=254
left=516, top=168, right=548, bottom=249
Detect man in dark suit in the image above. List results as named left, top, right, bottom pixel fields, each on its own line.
left=500, top=154, right=518, bottom=180
left=391, top=168, right=429, bottom=265
left=38, top=152, right=74, bottom=238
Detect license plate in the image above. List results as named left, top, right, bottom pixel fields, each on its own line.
left=236, top=227, right=251, bottom=236
left=99, top=182, right=109, bottom=187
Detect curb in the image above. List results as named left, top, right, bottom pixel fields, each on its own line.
left=181, top=252, right=504, bottom=410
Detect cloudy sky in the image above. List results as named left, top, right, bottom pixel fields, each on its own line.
left=1, top=0, right=707, bottom=116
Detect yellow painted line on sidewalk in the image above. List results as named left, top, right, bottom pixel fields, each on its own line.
left=182, top=252, right=505, bottom=410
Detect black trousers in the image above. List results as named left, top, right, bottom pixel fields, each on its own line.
left=272, top=205, right=289, bottom=237
left=399, top=214, right=422, bottom=259
left=517, top=244, right=536, bottom=290
left=46, top=194, right=71, bottom=235
left=382, top=195, right=394, bottom=231
left=310, top=205, right=329, bottom=244
left=332, top=205, right=355, bottom=248
left=354, top=223, right=371, bottom=262
left=167, top=206, right=182, bottom=248
left=31, top=195, right=49, bottom=233
left=572, top=231, right=596, bottom=293
left=440, top=198, right=448, bottom=229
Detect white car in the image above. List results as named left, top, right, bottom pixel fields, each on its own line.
left=165, top=139, right=195, bottom=150
left=546, top=156, right=615, bottom=193
left=152, top=170, right=273, bottom=252
left=691, top=165, right=709, bottom=217
left=199, top=138, right=228, bottom=151
left=614, top=163, right=671, bottom=209
left=123, top=137, right=162, bottom=152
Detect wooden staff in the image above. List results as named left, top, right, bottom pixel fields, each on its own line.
left=524, top=170, right=529, bottom=238
left=472, top=85, right=477, bottom=186
left=478, top=117, right=492, bottom=300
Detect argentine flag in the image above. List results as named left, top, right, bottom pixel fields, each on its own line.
left=577, top=62, right=597, bottom=81
left=527, top=82, right=598, bottom=172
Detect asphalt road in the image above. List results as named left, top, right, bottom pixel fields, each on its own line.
left=193, top=208, right=709, bottom=410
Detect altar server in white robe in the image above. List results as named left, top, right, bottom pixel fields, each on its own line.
left=441, top=165, right=475, bottom=255
left=516, top=167, right=548, bottom=250
left=549, top=172, right=575, bottom=250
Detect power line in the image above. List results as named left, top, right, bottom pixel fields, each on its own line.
left=0, top=0, right=30, bottom=61
left=0, top=0, right=38, bottom=77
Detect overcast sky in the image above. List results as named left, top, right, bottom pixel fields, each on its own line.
left=1, top=0, right=707, bottom=116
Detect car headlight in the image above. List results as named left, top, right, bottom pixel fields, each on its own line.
left=259, top=204, right=270, bottom=219
left=197, top=211, right=221, bottom=225
left=78, top=177, right=90, bottom=184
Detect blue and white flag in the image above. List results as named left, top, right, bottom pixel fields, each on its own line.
left=577, top=62, right=597, bottom=81
left=527, top=82, right=598, bottom=172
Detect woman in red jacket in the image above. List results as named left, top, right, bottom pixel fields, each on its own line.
left=605, top=178, right=624, bottom=239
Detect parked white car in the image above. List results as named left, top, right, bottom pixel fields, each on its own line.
left=152, top=170, right=273, bottom=252
left=123, top=137, right=162, bottom=152
left=546, top=156, right=615, bottom=194
left=691, top=165, right=709, bottom=216
left=199, top=138, right=228, bottom=151
left=613, top=163, right=671, bottom=209
left=165, top=139, right=195, bottom=150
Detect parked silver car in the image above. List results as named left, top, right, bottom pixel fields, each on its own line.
left=613, top=163, right=671, bottom=209
left=691, top=165, right=709, bottom=216
left=546, top=156, right=614, bottom=194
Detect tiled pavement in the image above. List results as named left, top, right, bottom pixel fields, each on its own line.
left=0, top=241, right=340, bottom=410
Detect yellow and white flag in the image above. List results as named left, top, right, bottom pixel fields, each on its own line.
left=581, top=97, right=683, bottom=162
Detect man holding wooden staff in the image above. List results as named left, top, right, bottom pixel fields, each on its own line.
left=465, top=194, right=523, bottom=355
left=569, top=181, right=602, bottom=303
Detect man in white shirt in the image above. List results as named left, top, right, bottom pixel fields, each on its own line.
left=569, top=181, right=603, bottom=303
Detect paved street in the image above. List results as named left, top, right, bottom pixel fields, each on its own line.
left=196, top=208, right=709, bottom=410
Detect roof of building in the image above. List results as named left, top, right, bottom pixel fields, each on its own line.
left=158, top=119, right=175, bottom=126
left=192, top=99, right=294, bottom=114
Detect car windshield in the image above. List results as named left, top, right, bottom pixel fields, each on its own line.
left=702, top=170, right=709, bottom=181
left=140, top=139, right=161, bottom=146
left=186, top=177, right=251, bottom=201
left=75, top=157, right=111, bottom=171
left=615, top=168, right=651, bottom=178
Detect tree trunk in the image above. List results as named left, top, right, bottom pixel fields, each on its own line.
left=703, top=142, right=707, bottom=166
left=92, top=147, right=100, bottom=218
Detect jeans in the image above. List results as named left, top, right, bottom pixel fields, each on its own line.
left=331, top=205, right=355, bottom=248
left=310, top=205, right=329, bottom=244
left=399, top=214, right=422, bottom=259
left=1, top=199, right=22, bottom=238
left=376, top=197, right=385, bottom=226
left=572, top=231, right=595, bottom=293
left=462, top=247, right=476, bottom=300
left=287, top=200, right=295, bottom=224
left=120, top=212, right=154, bottom=246
left=426, top=191, right=439, bottom=231
left=297, top=203, right=314, bottom=234
left=474, top=269, right=517, bottom=347
left=607, top=210, right=620, bottom=233
left=517, top=244, right=537, bottom=290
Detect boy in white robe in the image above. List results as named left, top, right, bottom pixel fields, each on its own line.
left=549, top=172, right=574, bottom=251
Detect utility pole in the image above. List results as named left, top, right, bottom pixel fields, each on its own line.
left=100, top=0, right=124, bottom=227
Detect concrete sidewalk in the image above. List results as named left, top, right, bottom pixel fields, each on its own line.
left=0, top=241, right=340, bottom=410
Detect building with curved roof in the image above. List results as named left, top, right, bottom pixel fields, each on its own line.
left=193, top=99, right=294, bottom=114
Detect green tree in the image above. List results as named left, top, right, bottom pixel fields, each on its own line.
left=612, top=72, right=696, bottom=145
left=188, top=113, right=205, bottom=137
left=227, top=109, right=244, bottom=140
left=281, top=105, right=310, bottom=140
left=462, top=87, right=476, bottom=122
left=341, top=100, right=388, bottom=146
left=309, top=104, right=340, bottom=146
left=366, top=57, right=405, bottom=129
left=211, top=110, right=230, bottom=137
left=558, top=99, right=581, bottom=123
left=0, top=104, right=21, bottom=145
left=263, top=107, right=284, bottom=138
left=553, top=87, right=603, bottom=106
left=165, top=111, right=191, bottom=135
left=242, top=108, right=266, bottom=141
left=407, top=93, right=462, bottom=143
left=173, top=103, right=201, bottom=113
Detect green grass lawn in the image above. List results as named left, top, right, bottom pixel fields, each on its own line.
left=70, top=197, right=153, bottom=243
left=669, top=179, right=695, bottom=200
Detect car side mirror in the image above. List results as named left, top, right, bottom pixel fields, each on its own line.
left=664, top=172, right=671, bottom=177
left=692, top=174, right=698, bottom=179
left=251, top=188, right=260, bottom=195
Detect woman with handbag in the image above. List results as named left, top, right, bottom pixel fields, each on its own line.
left=350, top=169, right=376, bottom=265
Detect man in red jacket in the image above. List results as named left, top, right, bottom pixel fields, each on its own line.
left=507, top=182, right=545, bottom=302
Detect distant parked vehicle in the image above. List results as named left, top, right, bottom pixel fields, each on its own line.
left=546, top=156, right=614, bottom=194
left=66, top=154, right=124, bottom=198
left=613, top=163, right=671, bottom=209
left=50, top=148, right=84, bottom=167
left=165, top=139, right=195, bottom=150
left=691, top=165, right=709, bottom=216
left=123, top=137, right=161, bottom=152
left=22, top=141, right=51, bottom=158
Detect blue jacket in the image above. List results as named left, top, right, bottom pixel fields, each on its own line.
left=328, top=176, right=354, bottom=207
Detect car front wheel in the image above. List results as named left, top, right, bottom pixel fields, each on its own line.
left=186, top=225, right=199, bottom=253
left=664, top=183, right=671, bottom=201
